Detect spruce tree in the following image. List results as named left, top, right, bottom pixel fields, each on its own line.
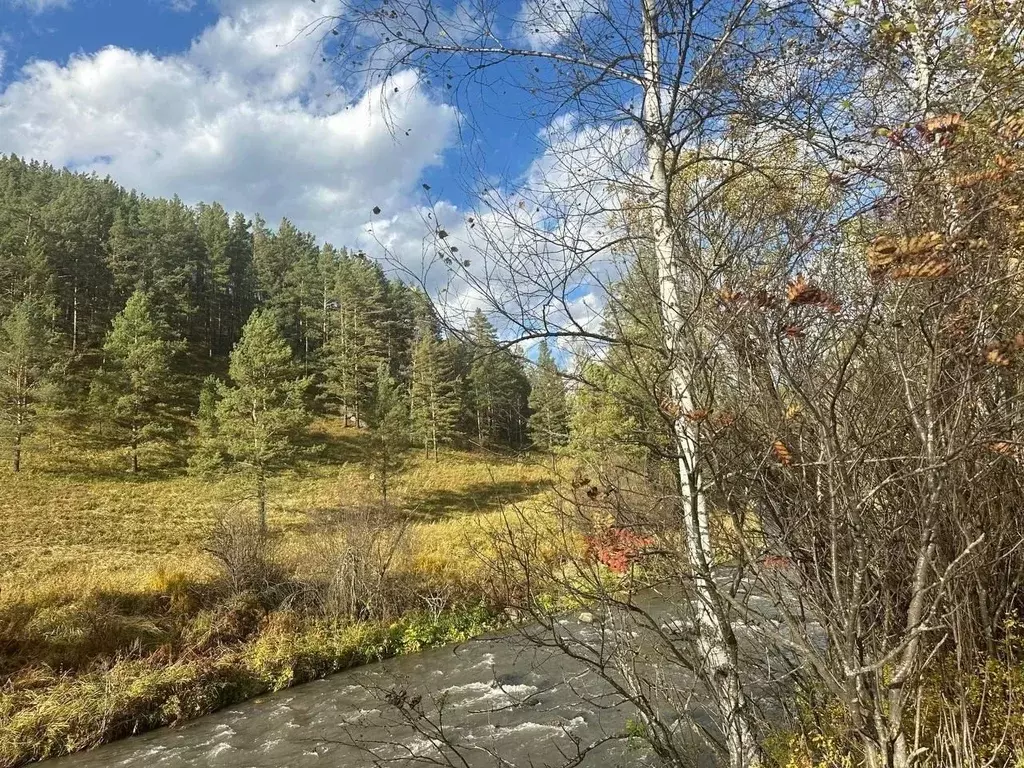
left=527, top=339, right=568, bottom=454
left=0, top=297, right=59, bottom=471
left=410, top=329, right=461, bottom=461
left=468, top=309, right=503, bottom=443
left=91, top=291, right=175, bottom=473
left=365, top=362, right=409, bottom=504
left=215, top=310, right=311, bottom=531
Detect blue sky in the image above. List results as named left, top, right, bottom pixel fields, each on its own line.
left=0, top=2, right=218, bottom=72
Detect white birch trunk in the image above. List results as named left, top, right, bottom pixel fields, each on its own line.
left=640, top=1, right=760, bottom=764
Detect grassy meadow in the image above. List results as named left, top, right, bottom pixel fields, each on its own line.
left=0, top=420, right=555, bottom=766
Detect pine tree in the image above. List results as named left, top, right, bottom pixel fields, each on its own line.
left=365, top=362, right=409, bottom=504
left=0, top=297, right=59, bottom=471
left=410, top=328, right=461, bottom=461
left=468, top=309, right=503, bottom=443
left=527, top=339, right=568, bottom=453
left=466, top=309, right=530, bottom=447
left=215, top=310, right=311, bottom=531
left=222, top=211, right=256, bottom=344
left=187, top=375, right=224, bottom=475
left=323, top=255, right=389, bottom=425
left=197, top=202, right=233, bottom=356
left=91, top=291, right=175, bottom=473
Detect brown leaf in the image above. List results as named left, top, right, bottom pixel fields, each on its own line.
left=772, top=441, right=793, bottom=466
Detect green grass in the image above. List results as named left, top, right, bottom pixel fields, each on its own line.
left=0, top=420, right=554, bottom=767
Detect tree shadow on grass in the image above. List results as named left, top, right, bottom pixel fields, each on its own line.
left=296, top=425, right=368, bottom=465
left=405, top=479, right=553, bottom=520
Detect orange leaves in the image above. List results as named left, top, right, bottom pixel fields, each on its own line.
left=950, top=151, right=1017, bottom=188
left=989, top=441, right=1017, bottom=458
left=718, top=287, right=744, bottom=305
left=717, top=286, right=778, bottom=311
left=985, top=345, right=1010, bottom=366
left=772, top=440, right=793, bottom=466
left=921, top=113, right=964, bottom=135
left=994, top=153, right=1016, bottom=171
left=868, top=232, right=951, bottom=281
left=786, top=274, right=820, bottom=304
left=889, top=259, right=952, bottom=279
left=992, top=113, right=1024, bottom=143
left=659, top=400, right=734, bottom=429
left=868, top=232, right=943, bottom=266
left=786, top=274, right=841, bottom=312
left=915, top=113, right=965, bottom=147
left=951, top=167, right=1011, bottom=188
left=982, top=334, right=1024, bottom=368
left=659, top=397, right=683, bottom=421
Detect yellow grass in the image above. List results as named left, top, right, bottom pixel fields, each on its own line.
left=0, top=419, right=551, bottom=599
left=0, top=419, right=555, bottom=766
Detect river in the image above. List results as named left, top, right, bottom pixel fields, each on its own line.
left=49, top=589, right=789, bottom=767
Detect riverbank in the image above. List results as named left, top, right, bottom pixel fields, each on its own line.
left=0, top=422, right=555, bottom=766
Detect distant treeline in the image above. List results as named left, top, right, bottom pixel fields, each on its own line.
left=0, top=154, right=569, bottom=462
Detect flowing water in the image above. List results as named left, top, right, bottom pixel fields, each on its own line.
left=49, top=589, right=790, bottom=767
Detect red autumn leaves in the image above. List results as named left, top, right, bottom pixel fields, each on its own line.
left=584, top=527, right=654, bottom=574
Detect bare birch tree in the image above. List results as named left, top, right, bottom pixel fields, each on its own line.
left=314, top=0, right=820, bottom=762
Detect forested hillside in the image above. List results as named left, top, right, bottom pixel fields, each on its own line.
left=0, top=154, right=551, bottom=474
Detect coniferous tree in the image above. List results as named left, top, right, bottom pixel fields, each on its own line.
left=187, top=375, right=224, bottom=475
left=410, top=326, right=461, bottom=461
left=196, top=202, right=233, bottom=357
left=0, top=296, right=59, bottom=471
left=468, top=309, right=503, bottom=444
left=323, top=255, right=389, bottom=425
left=91, top=291, right=175, bottom=473
left=215, top=310, right=311, bottom=531
left=44, top=173, right=117, bottom=351
left=365, top=362, right=409, bottom=504
left=466, top=310, right=531, bottom=447
left=226, top=212, right=256, bottom=342
left=527, top=339, right=568, bottom=454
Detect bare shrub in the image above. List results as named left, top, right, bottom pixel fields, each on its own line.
left=301, top=504, right=412, bottom=622
left=205, top=507, right=283, bottom=597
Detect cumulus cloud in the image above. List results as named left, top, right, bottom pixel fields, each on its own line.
left=372, top=111, right=637, bottom=360
left=0, top=0, right=458, bottom=257
left=0, top=0, right=630, bottom=349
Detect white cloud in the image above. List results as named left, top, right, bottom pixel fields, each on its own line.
left=0, top=48, right=6, bottom=79
left=0, top=0, right=628, bottom=347
left=367, top=112, right=636, bottom=353
left=7, top=0, right=71, bottom=12
left=517, top=0, right=605, bottom=50
left=0, top=0, right=458, bottom=257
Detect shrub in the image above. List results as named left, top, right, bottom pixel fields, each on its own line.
left=583, top=526, right=653, bottom=574
left=205, top=508, right=284, bottom=597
